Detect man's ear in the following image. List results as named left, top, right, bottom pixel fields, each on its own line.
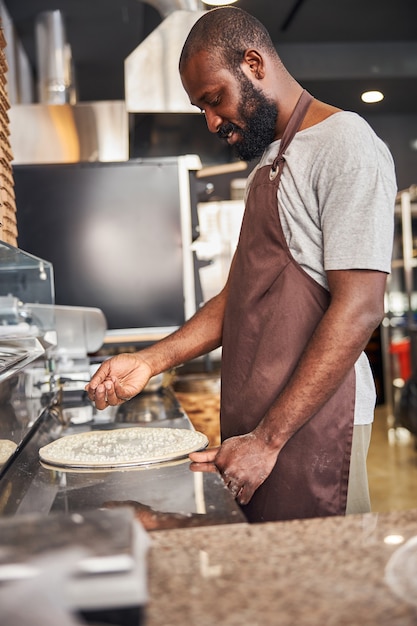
left=242, top=49, right=265, bottom=80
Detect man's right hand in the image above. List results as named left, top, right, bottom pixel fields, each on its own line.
left=85, top=353, right=153, bottom=409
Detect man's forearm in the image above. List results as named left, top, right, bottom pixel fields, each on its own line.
left=140, top=288, right=227, bottom=376
left=255, top=271, right=385, bottom=452
left=256, top=318, right=367, bottom=449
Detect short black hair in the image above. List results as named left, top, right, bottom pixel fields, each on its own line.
left=179, top=7, right=278, bottom=74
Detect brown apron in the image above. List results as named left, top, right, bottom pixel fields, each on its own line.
left=220, top=90, right=355, bottom=523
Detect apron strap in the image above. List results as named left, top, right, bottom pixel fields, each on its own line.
left=270, top=89, right=313, bottom=181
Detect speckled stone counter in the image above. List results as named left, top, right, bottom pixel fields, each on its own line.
left=146, top=509, right=417, bottom=625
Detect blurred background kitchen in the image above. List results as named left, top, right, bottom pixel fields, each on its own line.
left=1, top=0, right=417, bottom=514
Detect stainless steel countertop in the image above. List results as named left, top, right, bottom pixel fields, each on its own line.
left=0, top=386, right=245, bottom=526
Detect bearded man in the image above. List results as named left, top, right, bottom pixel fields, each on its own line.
left=87, top=7, right=396, bottom=522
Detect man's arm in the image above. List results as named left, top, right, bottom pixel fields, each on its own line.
left=86, top=282, right=229, bottom=409
left=191, top=268, right=387, bottom=505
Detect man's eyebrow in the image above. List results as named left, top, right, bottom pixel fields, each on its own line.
left=190, top=93, right=205, bottom=108
left=195, top=89, right=217, bottom=105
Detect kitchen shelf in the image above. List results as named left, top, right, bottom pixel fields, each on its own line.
left=391, top=258, right=417, bottom=269
left=382, top=186, right=417, bottom=427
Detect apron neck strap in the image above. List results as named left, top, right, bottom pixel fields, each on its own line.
left=270, top=90, right=313, bottom=179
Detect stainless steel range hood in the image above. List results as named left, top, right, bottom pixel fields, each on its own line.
left=125, top=0, right=206, bottom=113
left=9, top=8, right=129, bottom=164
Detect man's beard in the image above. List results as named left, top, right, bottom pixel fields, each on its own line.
left=217, top=74, right=278, bottom=161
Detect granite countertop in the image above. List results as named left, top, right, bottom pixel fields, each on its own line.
left=146, top=508, right=417, bottom=626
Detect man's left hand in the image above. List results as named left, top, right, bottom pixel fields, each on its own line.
left=189, top=432, right=279, bottom=505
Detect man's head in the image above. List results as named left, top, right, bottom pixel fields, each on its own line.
left=179, top=7, right=277, bottom=76
left=179, top=7, right=281, bottom=161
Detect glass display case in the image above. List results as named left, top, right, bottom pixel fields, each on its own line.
left=0, top=242, right=56, bottom=382
left=0, top=242, right=56, bottom=472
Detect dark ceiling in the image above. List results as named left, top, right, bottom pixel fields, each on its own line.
left=4, top=0, right=417, bottom=115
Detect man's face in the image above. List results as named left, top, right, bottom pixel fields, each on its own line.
left=181, top=51, right=278, bottom=161
left=222, top=71, right=278, bottom=161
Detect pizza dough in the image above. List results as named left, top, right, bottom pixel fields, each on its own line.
left=39, top=427, right=209, bottom=469
left=0, top=439, right=17, bottom=465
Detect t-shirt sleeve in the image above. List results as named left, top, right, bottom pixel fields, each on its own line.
left=319, top=117, right=397, bottom=273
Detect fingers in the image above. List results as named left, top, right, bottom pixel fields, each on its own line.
left=188, top=445, right=255, bottom=504
left=189, top=461, right=218, bottom=474
left=85, top=380, right=100, bottom=402
left=88, top=382, right=109, bottom=410
left=85, top=379, right=107, bottom=405
left=86, top=363, right=110, bottom=396
left=188, top=446, right=254, bottom=505
left=86, top=354, right=150, bottom=409
left=223, top=472, right=243, bottom=501
left=222, top=476, right=254, bottom=505
left=86, top=375, right=133, bottom=409
left=225, top=479, right=241, bottom=499
left=104, top=378, right=125, bottom=405
left=86, top=379, right=112, bottom=409
left=188, top=448, right=219, bottom=474
left=188, top=447, right=220, bottom=463
left=235, top=483, right=254, bottom=506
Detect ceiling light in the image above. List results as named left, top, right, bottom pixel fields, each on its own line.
left=361, top=90, right=384, bottom=104
left=202, top=0, right=239, bottom=5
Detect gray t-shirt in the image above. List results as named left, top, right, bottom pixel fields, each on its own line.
left=247, top=111, right=397, bottom=424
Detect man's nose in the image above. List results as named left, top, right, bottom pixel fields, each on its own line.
left=204, top=109, right=222, bottom=134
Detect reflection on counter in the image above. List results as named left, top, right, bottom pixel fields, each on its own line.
left=0, top=376, right=245, bottom=527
